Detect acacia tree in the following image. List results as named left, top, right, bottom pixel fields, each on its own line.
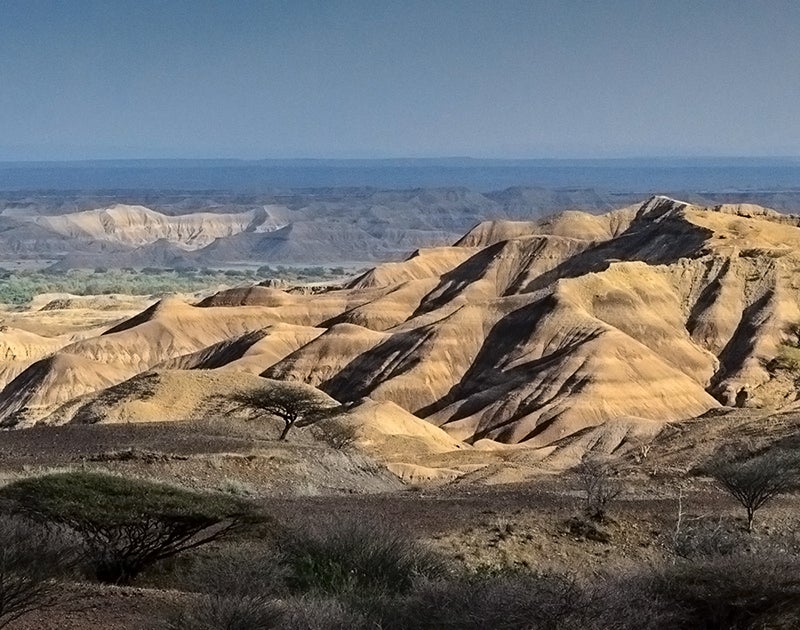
left=707, top=450, right=799, bottom=532
left=232, top=383, right=339, bottom=441
left=0, top=472, right=263, bottom=584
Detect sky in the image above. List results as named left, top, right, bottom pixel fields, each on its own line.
left=1, top=0, right=799, bottom=160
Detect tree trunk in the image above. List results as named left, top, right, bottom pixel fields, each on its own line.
left=747, top=507, right=754, bottom=533
left=278, top=421, right=293, bottom=441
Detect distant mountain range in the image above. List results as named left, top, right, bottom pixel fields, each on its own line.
left=4, top=186, right=800, bottom=268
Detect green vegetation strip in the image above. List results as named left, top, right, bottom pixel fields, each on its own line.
left=0, top=266, right=351, bottom=306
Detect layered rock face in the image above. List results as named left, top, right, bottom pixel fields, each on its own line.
left=4, top=197, right=800, bottom=448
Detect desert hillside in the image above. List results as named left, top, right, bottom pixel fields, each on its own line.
left=34, top=204, right=283, bottom=250
left=3, top=196, right=800, bottom=458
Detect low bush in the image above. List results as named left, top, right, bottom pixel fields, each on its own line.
left=158, top=545, right=373, bottom=630
left=180, top=544, right=290, bottom=598
left=162, top=594, right=283, bottom=630
left=156, top=543, right=800, bottom=630
left=565, top=515, right=612, bottom=543
left=670, top=518, right=742, bottom=560
left=280, top=597, right=371, bottom=630
left=281, top=519, right=445, bottom=597
left=156, top=544, right=289, bottom=630
left=589, top=571, right=682, bottom=630
left=648, top=553, right=800, bottom=628
left=311, top=422, right=359, bottom=451
left=576, top=457, right=623, bottom=522
left=380, top=571, right=594, bottom=630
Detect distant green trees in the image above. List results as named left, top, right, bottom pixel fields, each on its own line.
left=0, top=266, right=352, bottom=306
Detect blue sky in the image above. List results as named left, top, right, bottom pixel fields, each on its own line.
left=1, top=0, right=799, bottom=159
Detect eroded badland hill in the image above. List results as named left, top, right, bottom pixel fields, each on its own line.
left=2, top=196, right=800, bottom=474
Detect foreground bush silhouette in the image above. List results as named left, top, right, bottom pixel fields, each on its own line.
left=647, top=553, right=800, bottom=628
left=0, top=516, right=76, bottom=629
left=161, top=544, right=289, bottom=630
left=280, top=597, right=371, bottom=630
left=381, top=571, right=595, bottom=630
left=0, top=472, right=262, bottom=584
left=156, top=546, right=800, bottom=630
left=162, top=594, right=283, bottom=630
left=382, top=555, right=800, bottom=630
left=163, top=595, right=370, bottom=630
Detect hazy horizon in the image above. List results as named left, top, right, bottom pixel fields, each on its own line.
left=4, top=156, right=800, bottom=165
left=2, top=1, right=800, bottom=161
left=2, top=157, right=800, bottom=193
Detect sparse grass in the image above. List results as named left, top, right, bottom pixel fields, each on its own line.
left=87, top=448, right=185, bottom=463
left=281, top=597, right=371, bottom=629
left=162, top=593, right=283, bottom=630
left=770, top=343, right=800, bottom=371
left=217, top=478, right=258, bottom=497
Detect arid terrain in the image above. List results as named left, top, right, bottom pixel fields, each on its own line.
left=6, top=0, right=800, bottom=623
left=3, top=195, right=800, bottom=628
left=6, top=187, right=800, bottom=269
left=3, top=410, right=800, bottom=629
left=4, top=198, right=800, bottom=441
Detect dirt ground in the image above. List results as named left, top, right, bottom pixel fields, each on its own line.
left=3, top=419, right=800, bottom=629
left=12, top=485, right=800, bottom=629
